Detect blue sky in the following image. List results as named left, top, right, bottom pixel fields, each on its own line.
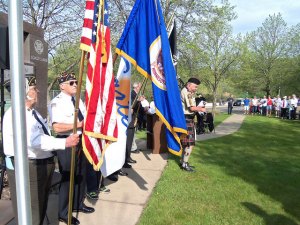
left=230, top=0, right=300, bottom=34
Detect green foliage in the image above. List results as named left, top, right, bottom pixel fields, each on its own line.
left=138, top=116, right=300, bottom=225
left=48, top=42, right=82, bottom=90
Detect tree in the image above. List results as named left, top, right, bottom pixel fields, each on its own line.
left=192, top=0, right=239, bottom=114
left=246, top=13, right=291, bottom=96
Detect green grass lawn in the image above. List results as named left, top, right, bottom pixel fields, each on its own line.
left=138, top=116, right=300, bottom=225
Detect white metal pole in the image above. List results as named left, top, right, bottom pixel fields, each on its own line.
left=8, top=1, right=32, bottom=224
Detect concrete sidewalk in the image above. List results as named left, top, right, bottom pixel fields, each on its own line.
left=4, top=113, right=245, bottom=225
left=196, top=113, right=246, bottom=141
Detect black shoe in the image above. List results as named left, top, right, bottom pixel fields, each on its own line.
left=127, top=158, right=137, bottom=164
left=73, top=204, right=95, bottom=213
left=187, top=162, right=195, bottom=169
left=107, top=174, right=118, bottom=181
left=123, top=163, right=132, bottom=168
left=181, top=165, right=195, bottom=172
left=118, top=169, right=128, bottom=176
left=59, top=216, right=80, bottom=225
left=131, top=149, right=140, bottom=154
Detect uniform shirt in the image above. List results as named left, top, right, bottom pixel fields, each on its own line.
left=181, top=87, right=196, bottom=115
left=3, top=107, right=66, bottom=159
left=49, top=92, right=86, bottom=136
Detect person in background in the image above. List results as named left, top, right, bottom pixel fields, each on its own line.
left=4, top=77, right=79, bottom=225
left=195, top=94, right=206, bottom=134
left=251, top=96, right=258, bottom=115
left=243, top=97, right=250, bottom=115
left=266, top=95, right=273, bottom=117
left=180, top=78, right=206, bottom=172
left=227, top=95, right=234, bottom=115
left=290, top=94, right=298, bottom=120
left=281, top=96, right=288, bottom=119
left=49, top=72, right=94, bottom=225
left=261, top=96, right=267, bottom=116
left=274, top=95, right=281, bottom=118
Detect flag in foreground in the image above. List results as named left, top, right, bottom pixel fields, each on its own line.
left=116, top=0, right=187, bottom=155
left=101, top=57, right=132, bottom=176
left=80, top=0, right=118, bottom=170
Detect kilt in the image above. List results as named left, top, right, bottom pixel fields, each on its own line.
left=180, top=116, right=195, bottom=148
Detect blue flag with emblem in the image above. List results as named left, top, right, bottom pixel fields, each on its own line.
left=116, top=0, right=187, bottom=155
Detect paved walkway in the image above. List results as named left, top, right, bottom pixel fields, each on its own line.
left=2, top=113, right=245, bottom=225
left=196, top=113, right=246, bottom=141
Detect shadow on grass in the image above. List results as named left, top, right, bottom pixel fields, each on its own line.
left=242, top=202, right=298, bottom=225
left=194, top=116, right=300, bottom=222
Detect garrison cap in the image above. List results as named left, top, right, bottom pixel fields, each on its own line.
left=57, top=72, right=76, bottom=84
left=28, top=77, right=36, bottom=86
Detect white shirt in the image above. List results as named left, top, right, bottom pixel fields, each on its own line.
left=252, top=98, right=258, bottom=106
left=141, top=99, right=150, bottom=108
left=261, top=98, right=267, bottom=107
left=148, top=101, right=156, bottom=114
left=49, top=92, right=85, bottom=136
left=3, top=107, right=66, bottom=159
left=290, top=97, right=298, bottom=107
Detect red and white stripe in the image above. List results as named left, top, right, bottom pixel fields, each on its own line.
left=80, top=0, right=118, bottom=170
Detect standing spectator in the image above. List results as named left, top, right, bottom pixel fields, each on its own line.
left=195, top=95, right=206, bottom=134
left=49, top=72, right=94, bottom=225
left=180, top=78, right=206, bottom=172
left=281, top=96, right=288, bottom=119
left=266, top=95, right=273, bottom=117
left=252, top=96, right=258, bottom=115
left=290, top=94, right=298, bottom=120
left=243, top=97, right=250, bottom=115
left=4, top=78, right=79, bottom=225
left=124, top=82, right=142, bottom=168
left=261, top=96, right=267, bottom=116
left=274, top=95, right=282, bottom=118
left=227, top=96, right=234, bottom=115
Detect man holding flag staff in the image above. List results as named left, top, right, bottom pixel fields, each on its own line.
left=3, top=77, right=80, bottom=225
left=49, top=72, right=95, bottom=225
left=180, top=78, right=206, bottom=172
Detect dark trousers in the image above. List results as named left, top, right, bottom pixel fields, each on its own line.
left=56, top=147, right=87, bottom=219
left=86, top=162, right=102, bottom=192
left=7, top=158, right=54, bottom=225
left=281, top=108, right=287, bottom=118
left=125, top=113, right=137, bottom=164
left=228, top=106, right=233, bottom=114
left=262, top=106, right=267, bottom=116
left=291, top=107, right=296, bottom=119
left=196, top=114, right=205, bottom=134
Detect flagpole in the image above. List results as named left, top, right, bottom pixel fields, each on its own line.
left=8, top=1, right=32, bottom=224
left=67, top=50, right=86, bottom=225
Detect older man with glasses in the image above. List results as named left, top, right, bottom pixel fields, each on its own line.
left=49, top=72, right=94, bottom=225
left=3, top=77, right=80, bottom=225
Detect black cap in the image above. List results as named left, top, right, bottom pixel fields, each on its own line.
left=187, top=77, right=200, bottom=85
left=57, top=72, right=76, bottom=84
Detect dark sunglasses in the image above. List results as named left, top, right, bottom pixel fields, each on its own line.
left=65, top=81, right=78, bottom=86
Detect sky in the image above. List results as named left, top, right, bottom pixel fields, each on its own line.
left=229, top=0, right=300, bottom=34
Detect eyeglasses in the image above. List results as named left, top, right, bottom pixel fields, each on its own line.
left=64, top=81, right=78, bottom=86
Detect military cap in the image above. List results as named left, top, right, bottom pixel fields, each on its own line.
left=28, top=77, right=36, bottom=86
left=57, top=72, right=76, bottom=84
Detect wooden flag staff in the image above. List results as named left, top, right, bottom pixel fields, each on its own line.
left=67, top=50, right=86, bottom=225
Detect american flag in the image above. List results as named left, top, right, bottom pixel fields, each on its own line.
left=80, top=0, right=118, bottom=170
